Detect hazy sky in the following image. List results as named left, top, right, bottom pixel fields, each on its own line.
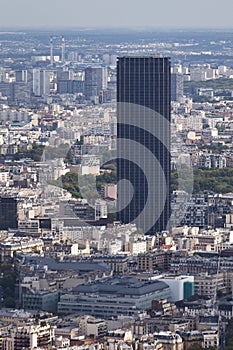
left=1, top=0, right=233, bottom=29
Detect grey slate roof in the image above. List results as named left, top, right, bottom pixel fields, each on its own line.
left=22, top=255, right=109, bottom=272
left=73, top=277, right=169, bottom=296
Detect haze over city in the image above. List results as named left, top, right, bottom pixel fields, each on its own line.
left=0, top=0, right=233, bottom=348
left=1, top=0, right=233, bottom=29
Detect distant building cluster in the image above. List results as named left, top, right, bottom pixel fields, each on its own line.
left=0, top=30, right=232, bottom=350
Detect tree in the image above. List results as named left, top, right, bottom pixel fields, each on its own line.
left=0, top=263, right=16, bottom=308
left=13, top=143, right=45, bottom=161
left=171, top=168, right=233, bottom=194
left=3, top=296, right=15, bottom=308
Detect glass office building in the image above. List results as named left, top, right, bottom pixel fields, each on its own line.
left=117, top=56, right=171, bottom=234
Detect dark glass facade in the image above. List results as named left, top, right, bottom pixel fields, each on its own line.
left=0, top=197, right=18, bottom=230
left=117, top=56, right=171, bottom=234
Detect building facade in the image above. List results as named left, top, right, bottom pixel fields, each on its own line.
left=171, top=73, right=183, bottom=102
left=0, top=197, right=18, bottom=231
left=117, top=56, right=171, bottom=234
left=58, top=277, right=171, bottom=318
left=84, top=67, right=107, bottom=100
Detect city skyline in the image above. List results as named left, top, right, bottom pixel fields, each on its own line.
left=0, top=28, right=232, bottom=349
left=1, top=0, right=233, bottom=29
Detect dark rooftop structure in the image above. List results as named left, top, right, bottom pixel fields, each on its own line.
left=17, top=255, right=110, bottom=273
left=73, top=277, right=169, bottom=296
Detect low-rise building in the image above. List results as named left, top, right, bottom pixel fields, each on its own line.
left=202, top=330, right=219, bottom=349
left=79, top=316, right=107, bottom=338
left=58, top=277, right=171, bottom=318
left=156, top=275, right=194, bottom=302
left=137, top=251, right=171, bottom=271
left=153, top=332, right=183, bottom=350
left=194, top=273, right=225, bottom=298
left=0, top=237, right=44, bottom=262
left=3, top=323, right=54, bottom=350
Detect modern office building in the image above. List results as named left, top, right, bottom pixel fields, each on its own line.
left=22, top=291, right=59, bottom=313
left=57, top=80, right=84, bottom=94
left=15, top=70, right=28, bottom=83
left=84, top=67, right=108, bottom=100
left=32, top=69, right=50, bottom=97
left=58, top=277, right=171, bottom=318
left=10, top=82, right=31, bottom=104
left=156, top=275, right=194, bottom=302
left=171, top=73, right=183, bottom=101
left=117, top=56, right=171, bottom=234
left=0, top=197, right=18, bottom=230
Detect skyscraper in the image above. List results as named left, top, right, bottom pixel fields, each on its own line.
left=117, top=56, right=171, bottom=234
left=171, top=73, right=183, bottom=102
left=84, top=67, right=108, bottom=101
left=32, top=69, right=50, bottom=97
